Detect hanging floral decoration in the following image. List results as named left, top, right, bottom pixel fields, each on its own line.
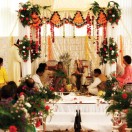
left=99, top=37, right=118, bottom=65
left=108, top=38, right=118, bottom=64
left=18, top=1, right=31, bottom=27
left=17, top=36, right=41, bottom=62
left=18, top=35, right=30, bottom=62
left=18, top=1, right=50, bottom=27
left=18, top=1, right=121, bottom=28
left=50, top=12, right=63, bottom=27
left=70, top=11, right=86, bottom=28
left=99, top=38, right=109, bottom=64
left=30, top=40, right=41, bottom=62
left=86, top=13, right=91, bottom=38
left=106, top=1, right=121, bottom=25
left=97, top=11, right=107, bottom=26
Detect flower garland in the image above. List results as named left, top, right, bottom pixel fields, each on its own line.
left=18, top=1, right=121, bottom=28
left=99, top=37, right=118, bottom=65
left=30, top=40, right=41, bottom=62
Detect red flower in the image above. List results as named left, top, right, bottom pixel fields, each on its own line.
left=23, top=8, right=27, bottom=10
left=36, top=121, right=41, bottom=128
left=20, top=92, right=24, bottom=96
left=122, top=93, right=128, bottom=99
left=116, top=54, right=118, bottom=56
left=110, top=47, right=113, bottom=50
left=26, top=47, right=30, bottom=50
left=59, top=87, right=64, bottom=92
left=50, top=87, right=54, bottom=91
left=116, top=19, right=119, bottom=23
left=109, top=18, right=112, bottom=22
left=9, top=125, right=17, bottom=132
left=24, top=60, right=27, bottom=62
left=45, top=105, right=50, bottom=111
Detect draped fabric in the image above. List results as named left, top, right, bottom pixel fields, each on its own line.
left=0, top=0, right=132, bottom=76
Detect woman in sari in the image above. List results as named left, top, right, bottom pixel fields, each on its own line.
left=117, top=55, right=132, bottom=86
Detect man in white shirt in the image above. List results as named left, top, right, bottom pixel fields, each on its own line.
left=32, top=67, right=44, bottom=88
left=87, top=69, right=107, bottom=95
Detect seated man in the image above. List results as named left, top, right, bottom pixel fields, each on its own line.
left=87, top=69, right=107, bottom=95
left=32, top=67, right=44, bottom=88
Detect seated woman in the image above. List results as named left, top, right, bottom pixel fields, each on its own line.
left=117, top=55, right=132, bottom=86
left=53, top=61, right=68, bottom=91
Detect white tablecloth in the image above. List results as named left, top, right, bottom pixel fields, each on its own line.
left=46, top=95, right=112, bottom=132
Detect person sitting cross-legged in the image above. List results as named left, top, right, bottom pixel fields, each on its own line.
left=87, top=68, right=107, bottom=95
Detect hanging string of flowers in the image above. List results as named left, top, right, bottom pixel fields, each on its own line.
left=86, top=13, right=91, bottom=38
left=30, top=40, right=41, bottom=62
left=99, top=37, right=118, bottom=65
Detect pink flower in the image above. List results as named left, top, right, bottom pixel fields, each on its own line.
left=45, top=105, right=50, bottom=111
left=74, top=98, right=77, bottom=100
left=104, top=48, right=106, bottom=51
left=20, top=92, right=24, bottom=96
left=26, top=17, right=29, bottom=21
left=9, top=125, right=17, bottom=132
left=122, top=93, right=128, bottom=99
left=110, top=47, right=113, bottom=50
left=22, top=85, right=27, bottom=90
left=20, top=18, right=24, bottom=21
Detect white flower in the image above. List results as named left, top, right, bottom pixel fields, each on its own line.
left=110, top=2, right=114, bottom=6
left=23, top=46, right=26, bottom=49
left=25, top=102, right=31, bottom=108
left=112, top=43, right=115, bottom=45
left=112, top=14, right=115, bottom=17
left=21, top=15, right=24, bottom=17
left=23, top=51, right=25, bottom=53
